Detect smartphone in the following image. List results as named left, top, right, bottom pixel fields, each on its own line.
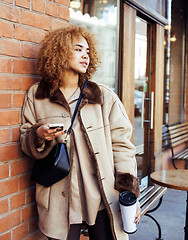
left=49, top=123, right=64, bottom=131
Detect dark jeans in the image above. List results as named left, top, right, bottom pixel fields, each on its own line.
left=49, top=209, right=114, bottom=240
left=69, top=209, right=113, bottom=240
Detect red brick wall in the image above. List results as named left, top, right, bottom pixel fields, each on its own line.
left=0, top=1, right=69, bottom=239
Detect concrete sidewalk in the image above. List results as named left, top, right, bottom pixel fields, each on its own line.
left=130, top=188, right=187, bottom=240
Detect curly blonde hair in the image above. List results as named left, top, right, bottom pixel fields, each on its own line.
left=36, top=25, right=100, bottom=90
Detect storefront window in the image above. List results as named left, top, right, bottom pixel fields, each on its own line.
left=70, top=0, right=119, bottom=91
left=163, top=0, right=171, bottom=124
left=164, top=0, right=186, bottom=124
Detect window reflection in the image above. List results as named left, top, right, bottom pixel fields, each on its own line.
left=134, top=17, right=147, bottom=146
left=134, top=17, right=148, bottom=182
left=70, top=0, right=118, bottom=91
left=70, top=0, right=82, bottom=10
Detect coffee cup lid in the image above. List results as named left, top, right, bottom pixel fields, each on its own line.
left=119, top=191, right=137, bottom=206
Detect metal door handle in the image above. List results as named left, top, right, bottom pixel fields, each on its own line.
left=141, top=92, right=145, bottom=128
left=141, top=92, right=154, bottom=129
left=150, top=92, right=154, bottom=129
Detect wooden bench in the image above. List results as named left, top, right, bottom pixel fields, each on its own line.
left=163, top=123, right=188, bottom=169
left=81, top=185, right=167, bottom=240
left=138, top=185, right=167, bottom=240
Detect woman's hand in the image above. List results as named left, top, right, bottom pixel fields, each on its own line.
left=135, top=201, right=141, bottom=224
left=36, top=123, right=66, bottom=141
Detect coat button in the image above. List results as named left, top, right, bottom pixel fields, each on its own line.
left=62, top=191, right=66, bottom=197
left=62, top=112, right=69, bottom=118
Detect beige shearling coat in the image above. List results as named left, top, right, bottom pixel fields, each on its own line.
left=20, top=77, right=140, bottom=240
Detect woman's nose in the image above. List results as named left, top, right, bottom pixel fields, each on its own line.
left=82, top=51, right=89, bottom=59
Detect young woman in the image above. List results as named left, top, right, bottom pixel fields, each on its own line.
left=20, top=25, right=141, bottom=240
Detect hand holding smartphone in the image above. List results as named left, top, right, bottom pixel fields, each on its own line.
left=49, top=123, right=64, bottom=132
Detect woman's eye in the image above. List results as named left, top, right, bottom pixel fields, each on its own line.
left=74, top=48, right=90, bottom=55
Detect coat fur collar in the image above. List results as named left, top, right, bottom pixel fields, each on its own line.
left=35, top=76, right=103, bottom=109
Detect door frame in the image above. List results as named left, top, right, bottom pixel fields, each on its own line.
left=119, top=2, right=165, bottom=180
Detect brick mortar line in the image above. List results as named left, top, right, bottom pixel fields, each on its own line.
left=0, top=4, right=69, bottom=26
left=0, top=55, right=38, bottom=61
left=0, top=18, right=47, bottom=35
left=0, top=202, right=37, bottom=219
left=0, top=72, right=40, bottom=76
left=0, top=1, right=70, bottom=10
left=0, top=174, right=33, bottom=183
left=0, top=37, right=40, bottom=46
left=0, top=171, right=33, bottom=182
left=0, top=89, right=27, bottom=93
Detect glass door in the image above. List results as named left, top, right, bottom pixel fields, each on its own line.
left=134, top=16, right=153, bottom=189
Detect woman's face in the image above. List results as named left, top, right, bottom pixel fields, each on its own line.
left=68, top=36, right=90, bottom=74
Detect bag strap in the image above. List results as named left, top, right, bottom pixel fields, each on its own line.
left=67, top=80, right=88, bottom=135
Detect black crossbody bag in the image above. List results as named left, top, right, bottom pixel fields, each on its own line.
left=31, top=80, right=88, bottom=187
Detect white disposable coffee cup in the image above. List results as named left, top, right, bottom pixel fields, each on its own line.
left=119, top=191, right=137, bottom=234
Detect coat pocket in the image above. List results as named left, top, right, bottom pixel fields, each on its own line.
left=35, top=183, right=50, bottom=210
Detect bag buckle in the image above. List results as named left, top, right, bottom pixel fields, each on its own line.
left=63, top=132, right=70, bottom=143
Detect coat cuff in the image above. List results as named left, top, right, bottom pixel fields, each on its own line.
left=115, top=172, right=140, bottom=198
left=26, top=123, right=53, bottom=159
